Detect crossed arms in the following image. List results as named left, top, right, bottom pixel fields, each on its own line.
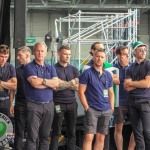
left=124, top=76, right=150, bottom=91
left=27, top=76, right=58, bottom=89
left=56, top=78, right=79, bottom=91
left=0, top=78, right=17, bottom=115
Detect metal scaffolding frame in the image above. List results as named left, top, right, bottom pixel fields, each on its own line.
left=55, top=9, right=139, bottom=69
left=10, top=0, right=150, bottom=10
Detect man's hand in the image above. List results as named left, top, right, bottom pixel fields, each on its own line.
left=124, top=79, right=136, bottom=91
left=112, top=74, right=120, bottom=85
left=124, top=79, right=132, bottom=88
left=120, top=55, right=130, bottom=67
left=70, top=78, right=79, bottom=91
left=0, top=85, right=4, bottom=91
left=10, top=105, right=14, bottom=116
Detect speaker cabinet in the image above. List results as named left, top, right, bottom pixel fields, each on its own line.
left=14, top=0, right=26, bottom=48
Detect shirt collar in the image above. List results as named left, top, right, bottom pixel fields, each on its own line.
left=56, top=62, right=69, bottom=67
left=135, top=59, right=145, bottom=65
left=117, top=61, right=130, bottom=69
left=33, top=59, right=47, bottom=68
left=91, top=66, right=106, bottom=76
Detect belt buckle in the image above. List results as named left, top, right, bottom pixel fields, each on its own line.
left=41, top=101, right=49, bottom=104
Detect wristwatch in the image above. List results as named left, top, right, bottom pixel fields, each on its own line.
left=42, top=78, right=46, bottom=85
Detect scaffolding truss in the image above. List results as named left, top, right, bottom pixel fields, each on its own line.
left=55, top=9, right=139, bottom=69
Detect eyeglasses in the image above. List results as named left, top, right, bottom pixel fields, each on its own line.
left=136, top=48, right=147, bottom=52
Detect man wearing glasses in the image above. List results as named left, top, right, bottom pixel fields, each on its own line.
left=0, top=44, right=17, bottom=117
left=124, top=41, right=150, bottom=150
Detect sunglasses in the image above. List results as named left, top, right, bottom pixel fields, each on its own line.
left=136, top=48, right=147, bottom=52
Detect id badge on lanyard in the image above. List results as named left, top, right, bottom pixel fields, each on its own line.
left=103, top=89, right=108, bottom=97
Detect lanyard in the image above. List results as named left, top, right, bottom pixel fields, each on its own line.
left=98, top=73, right=107, bottom=89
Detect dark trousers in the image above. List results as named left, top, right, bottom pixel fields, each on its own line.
left=50, top=102, right=77, bottom=150
left=0, top=98, right=9, bottom=116
left=14, top=102, right=26, bottom=150
left=128, top=99, right=150, bottom=150
left=26, top=100, right=54, bottom=150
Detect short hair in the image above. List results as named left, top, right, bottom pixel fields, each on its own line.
left=18, top=46, right=31, bottom=54
left=91, top=42, right=103, bottom=50
left=90, top=42, right=104, bottom=56
left=58, top=45, right=70, bottom=52
left=0, top=44, right=9, bottom=54
left=116, top=46, right=128, bottom=55
left=34, top=42, right=47, bottom=50
left=94, top=48, right=106, bottom=55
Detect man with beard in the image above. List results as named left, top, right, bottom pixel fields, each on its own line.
left=78, top=49, right=114, bottom=150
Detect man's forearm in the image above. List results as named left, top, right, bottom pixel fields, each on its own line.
left=69, top=83, right=79, bottom=91
left=56, top=81, right=72, bottom=91
left=56, top=78, right=78, bottom=91
left=45, top=78, right=58, bottom=89
left=109, top=97, right=114, bottom=111
left=131, top=80, right=150, bottom=88
left=109, top=88, right=114, bottom=111
left=78, top=94, right=89, bottom=111
left=9, top=90, right=15, bottom=106
left=0, top=78, right=17, bottom=90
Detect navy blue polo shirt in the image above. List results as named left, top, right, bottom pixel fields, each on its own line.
left=15, top=65, right=26, bottom=104
left=125, top=59, right=150, bottom=99
left=53, top=62, right=79, bottom=103
left=114, top=62, right=132, bottom=106
left=87, top=59, right=93, bottom=66
left=24, top=60, right=57, bottom=103
left=0, top=63, right=16, bottom=100
left=79, top=66, right=113, bottom=111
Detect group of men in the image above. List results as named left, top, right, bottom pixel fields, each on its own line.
left=0, top=40, right=150, bottom=150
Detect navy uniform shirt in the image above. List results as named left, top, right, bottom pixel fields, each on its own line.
left=125, top=59, right=150, bottom=99
left=113, top=62, right=131, bottom=106
left=79, top=66, right=113, bottom=111
left=53, top=62, right=79, bottom=104
left=0, top=63, right=16, bottom=100
left=24, top=60, right=57, bottom=103
left=15, top=65, right=26, bottom=105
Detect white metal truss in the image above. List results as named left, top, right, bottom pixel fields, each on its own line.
left=55, top=9, right=139, bottom=69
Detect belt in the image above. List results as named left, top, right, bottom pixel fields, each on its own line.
left=28, top=100, right=51, bottom=105
left=0, top=96, right=9, bottom=101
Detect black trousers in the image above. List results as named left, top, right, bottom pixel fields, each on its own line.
left=50, top=102, right=77, bottom=150
left=26, top=100, right=54, bottom=150
left=14, top=102, right=26, bottom=150
left=0, top=98, right=9, bottom=116
left=128, top=99, right=150, bottom=150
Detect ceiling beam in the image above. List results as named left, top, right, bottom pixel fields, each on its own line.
left=10, top=3, right=150, bottom=11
